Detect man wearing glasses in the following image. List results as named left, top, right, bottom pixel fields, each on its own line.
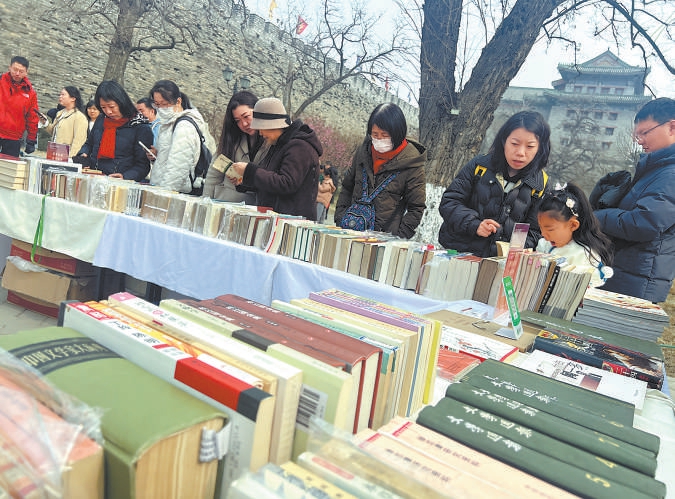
left=595, top=98, right=675, bottom=303
left=0, top=56, right=41, bottom=157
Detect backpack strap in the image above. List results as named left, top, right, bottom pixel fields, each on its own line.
left=475, top=163, right=548, bottom=198
left=361, top=167, right=399, bottom=203
left=531, top=171, right=548, bottom=198
left=173, top=115, right=205, bottom=144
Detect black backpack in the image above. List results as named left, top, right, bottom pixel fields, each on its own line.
left=173, top=115, right=213, bottom=196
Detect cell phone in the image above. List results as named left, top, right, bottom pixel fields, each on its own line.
left=138, top=141, right=156, bottom=160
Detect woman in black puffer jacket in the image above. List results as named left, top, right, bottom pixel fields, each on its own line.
left=438, top=111, right=551, bottom=257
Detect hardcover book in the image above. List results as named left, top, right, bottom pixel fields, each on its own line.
left=417, top=398, right=663, bottom=499
left=0, top=327, right=226, bottom=499
left=60, top=301, right=275, bottom=494
left=108, top=292, right=301, bottom=466
left=286, top=297, right=413, bottom=424
left=461, top=359, right=638, bottom=428
left=444, top=382, right=658, bottom=476
left=308, top=289, right=440, bottom=413
left=272, top=298, right=404, bottom=430
left=210, top=294, right=382, bottom=433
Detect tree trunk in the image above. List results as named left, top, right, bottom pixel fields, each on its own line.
left=420, top=0, right=565, bottom=187
left=103, top=2, right=146, bottom=86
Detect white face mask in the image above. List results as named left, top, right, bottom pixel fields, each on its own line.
left=371, top=137, right=394, bottom=153
left=156, top=107, right=176, bottom=122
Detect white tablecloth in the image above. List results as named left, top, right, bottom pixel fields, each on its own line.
left=93, top=212, right=452, bottom=313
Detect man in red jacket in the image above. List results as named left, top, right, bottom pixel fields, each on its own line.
left=0, top=56, right=41, bottom=157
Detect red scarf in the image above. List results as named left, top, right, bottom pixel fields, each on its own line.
left=372, top=139, right=407, bottom=174
left=98, top=117, right=129, bottom=159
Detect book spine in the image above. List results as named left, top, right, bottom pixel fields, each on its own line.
left=537, top=264, right=561, bottom=313
left=461, top=367, right=659, bottom=453
left=417, top=400, right=659, bottom=499
left=444, top=382, right=657, bottom=477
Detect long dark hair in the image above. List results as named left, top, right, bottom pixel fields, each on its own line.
left=489, top=111, right=551, bottom=174
left=149, top=79, right=192, bottom=109
left=94, top=80, right=138, bottom=119
left=538, top=182, right=613, bottom=266
left=63, top=86, right=84, bottom=114
left=218, top=90, right=261, bottom=157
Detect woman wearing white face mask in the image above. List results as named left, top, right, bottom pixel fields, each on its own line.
left=334, top=103, right=427, bottom=238
left=148, top=80, right=216, bottom=193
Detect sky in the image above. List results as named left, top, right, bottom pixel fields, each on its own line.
left=250, top=0, right=675, bottom=101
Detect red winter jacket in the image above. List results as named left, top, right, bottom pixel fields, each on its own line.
left=0, top=72, right=39, bottom=142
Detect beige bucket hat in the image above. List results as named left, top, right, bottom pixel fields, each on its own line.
left=251, top=97, right=292, bottom=129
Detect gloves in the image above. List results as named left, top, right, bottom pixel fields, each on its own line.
left=24, top=141, right=36, bottom=155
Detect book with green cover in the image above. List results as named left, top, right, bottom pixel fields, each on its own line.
left=521, top=310, right=665, bottom=360
left=0, top=326, right=227, bottom=499
left=417, top=398, right=664, bottom=499
left=444, top=382, right=657, bottom=476
left=460, top=360, right=659, bottom=453
left=462, top=359, right=636, bottom=426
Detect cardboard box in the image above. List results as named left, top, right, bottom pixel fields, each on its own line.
left=2, top=258, right=98, bottom=307
left=10, top=239, right=96, bottom=276
left=6, top=290, right=60, bottom=318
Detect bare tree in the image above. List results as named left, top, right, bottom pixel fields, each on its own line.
left=41, top=0, right=245, bottom=86
left=419, top=0, right=675, bottom=187
left=249, top=0, right=416, bottom=118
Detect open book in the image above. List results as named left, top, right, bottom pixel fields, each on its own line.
left=211, top=154, right=241, bottom=181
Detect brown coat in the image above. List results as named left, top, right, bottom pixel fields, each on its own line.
left=316, top=176, right=336, bottom=208
left=334, top=138, right=427, bottom=239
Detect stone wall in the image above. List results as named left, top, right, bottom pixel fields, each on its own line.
left=2, top=0, right=418, bottom=145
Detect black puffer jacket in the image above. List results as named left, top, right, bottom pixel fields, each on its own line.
left=241, top=120, right=322, bottom=220
left=77, top=114, right=153, bottom=181
left=438, top=153, right=548, bottom=257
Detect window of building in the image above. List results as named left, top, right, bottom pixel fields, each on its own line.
left=561, top=137, right=570, bottom=146
left=601, top=142, right=612, bottom=150
left=601, top=87, right=610, bottom=94
left=581, top=110, right=589, bottom=117
left=594, top=111, right=603, bottom=120
left=587, top=87, right=596, bottom=94
left=566, top=109, right=576, bottom=118
left=605, top=127, right=615, bottom=136
left=608, top=112, right=618, bottom=121
left=615, top=88, right=624, bottom=95
left=574, top=86, right=583, bottom=93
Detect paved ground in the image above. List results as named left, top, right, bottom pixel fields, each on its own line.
left=0, top=287, right=58, bottom=334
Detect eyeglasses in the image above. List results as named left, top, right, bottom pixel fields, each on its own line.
left=633, top=121, right=670, bottom=143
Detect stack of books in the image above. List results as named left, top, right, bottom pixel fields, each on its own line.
left=574, top=287, right=670, bottom=341
left=417, top=359, right=666, bottom=499
left=0, top=155, right=29, bottom=190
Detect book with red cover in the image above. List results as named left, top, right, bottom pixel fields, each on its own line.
left=186, top=297, right=381, bottom=433
left=211, top=294, right=383, bottom=431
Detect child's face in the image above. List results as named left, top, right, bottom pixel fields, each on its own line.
left=538, top=211, right=579, bottom=248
